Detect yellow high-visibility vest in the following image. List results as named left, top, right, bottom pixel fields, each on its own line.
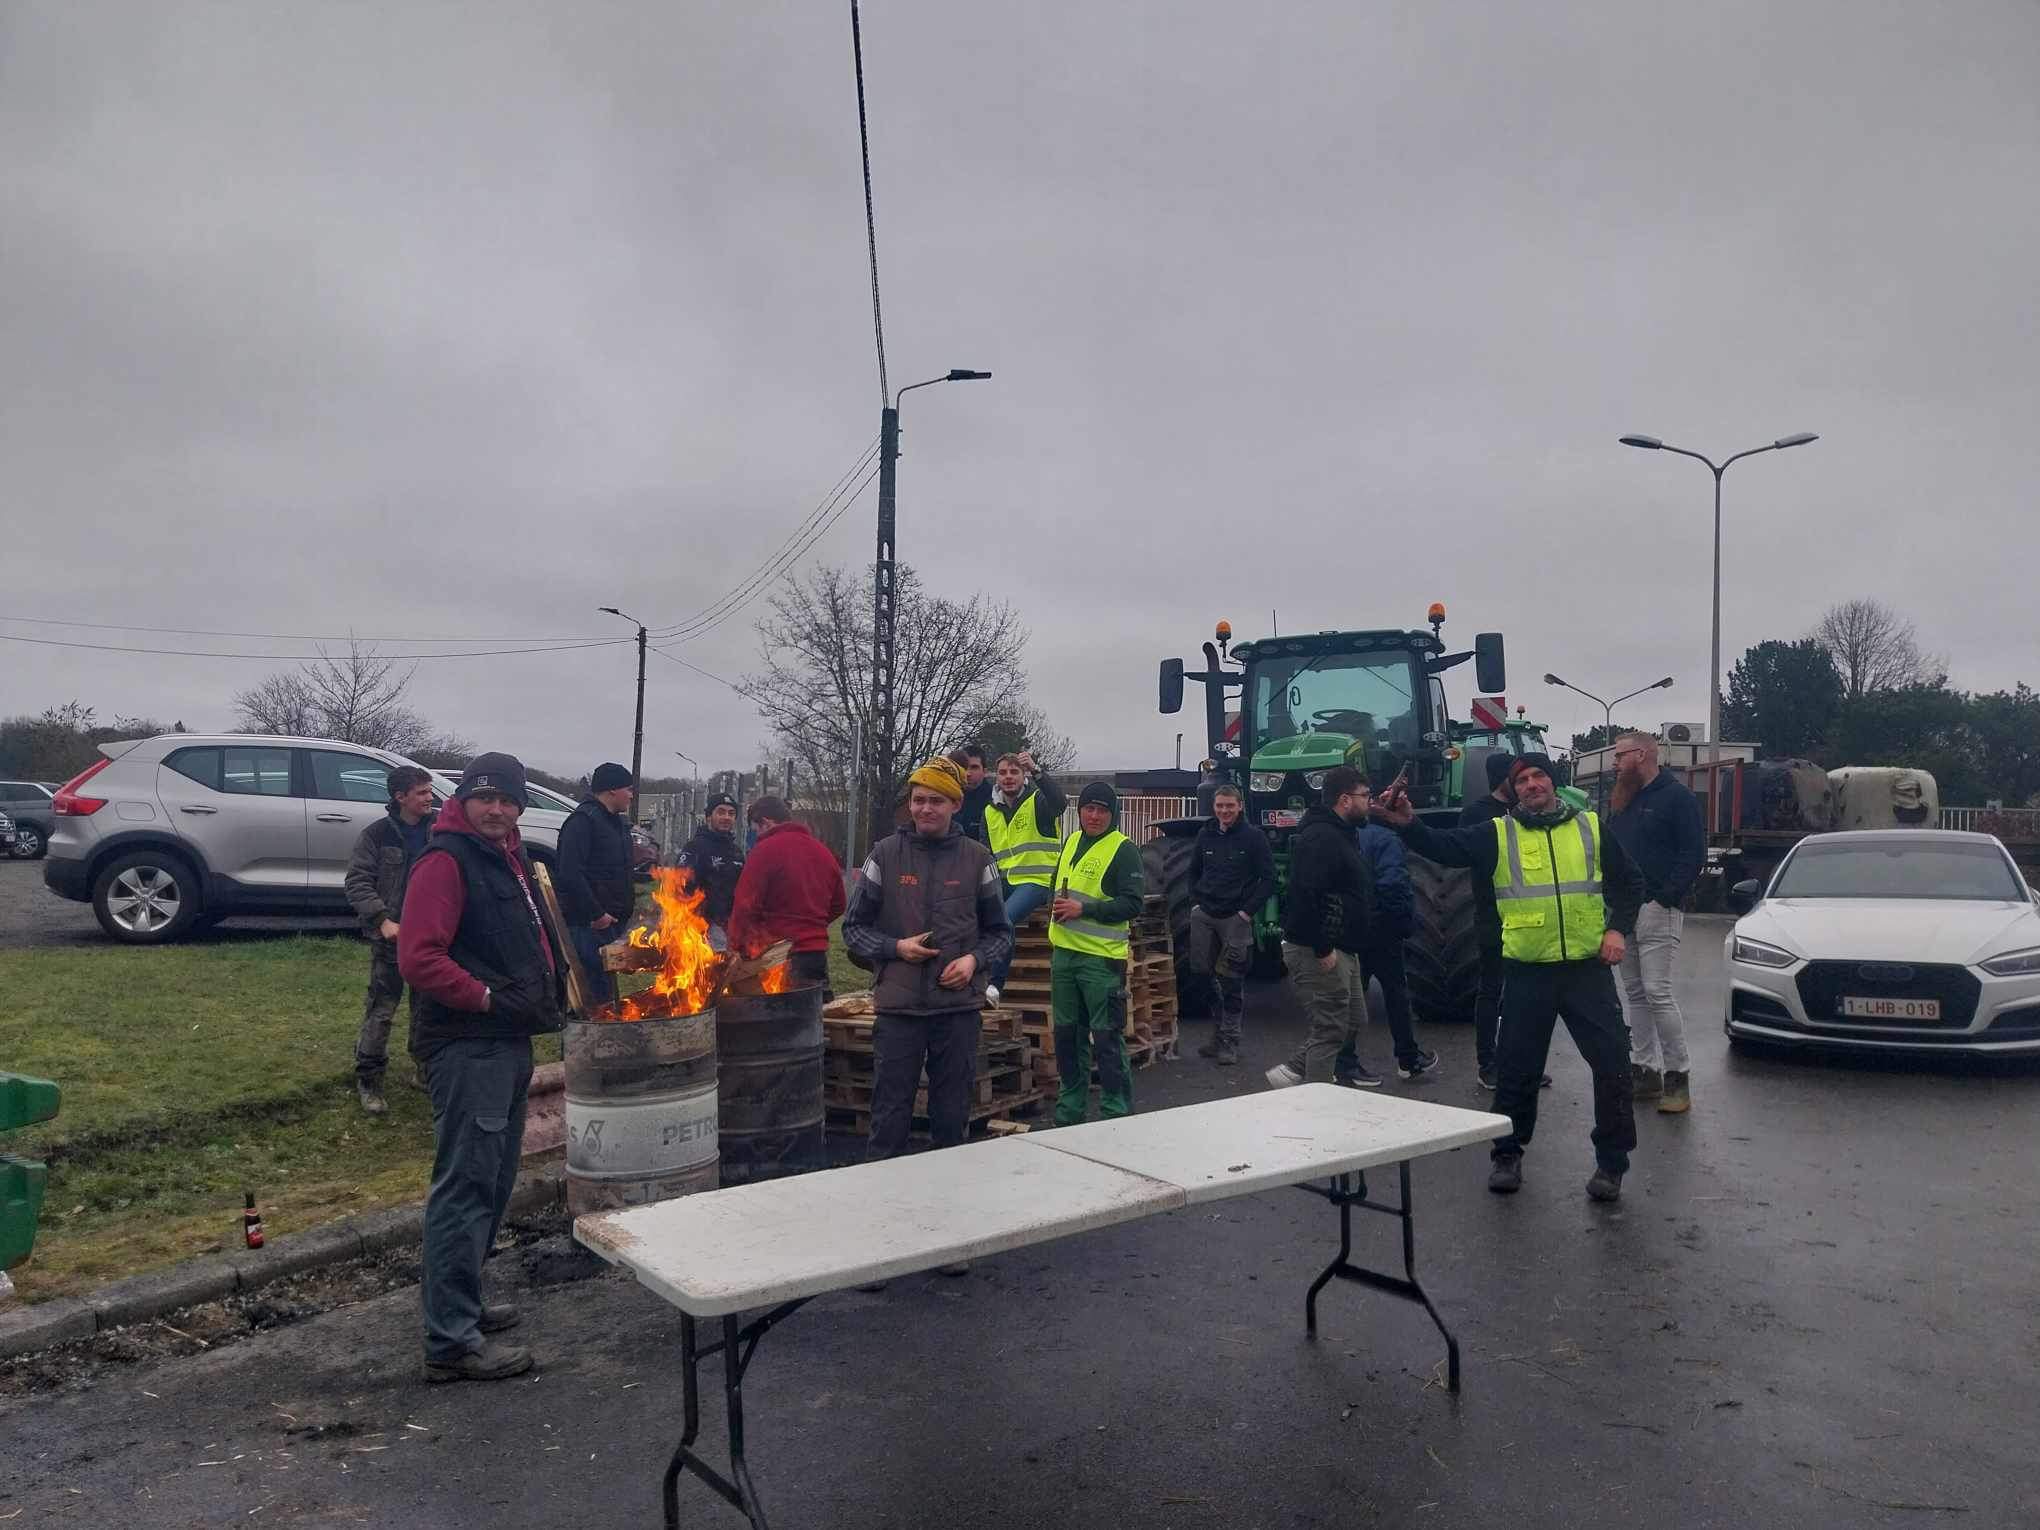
left=1490, top=812, right=1607, bottom=963
left=984, top=790, right=1059, bottom=887
left=1047, top=829, right=1131, bottom=960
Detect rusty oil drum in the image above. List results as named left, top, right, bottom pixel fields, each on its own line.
left=562, top=1007, right=719, bottom=1216
left=715, top=983, right=826, bottom=1184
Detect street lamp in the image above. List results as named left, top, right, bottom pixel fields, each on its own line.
left=1543, top=672, right=1675, bottom=736
left=597, top=606, right=649, bottom=797
left=673, top=750, right=697, bottom=827
left=1618, top=432, right=1818, bottom=791
left=866, top=367, right=991, bottom=849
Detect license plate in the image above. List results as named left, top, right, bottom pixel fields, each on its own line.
left=1841, top=996, right=1940, bottom=1020
left=1261, top=809, right=1302, bottom=829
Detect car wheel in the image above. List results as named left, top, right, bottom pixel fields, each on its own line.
left=11, top=824, right=44, bottom=859
left=93, top=851, right=202, bottom=944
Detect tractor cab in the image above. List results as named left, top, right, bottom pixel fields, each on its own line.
left=1161, top=609, right=1505, bottom=842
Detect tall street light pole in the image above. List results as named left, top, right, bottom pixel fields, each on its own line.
left=1543, top=673, right=1675, bottom=736
left=866, top=368, right=990, bottom=849
left=673, top=749, right=696, bottom=829
left=598, top=606, right=649, bottom=798
left=1618, top=432, right=1818, bottom=793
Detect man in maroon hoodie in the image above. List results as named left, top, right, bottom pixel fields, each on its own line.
left=728, top=797, right=847, bottom=993
left=398, top=752, right=563, bottom=1383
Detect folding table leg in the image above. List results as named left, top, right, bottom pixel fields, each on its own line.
left=661, top=1304, right=808, bottom=1530
left=1296, top=1160, right=1462, bottom=1393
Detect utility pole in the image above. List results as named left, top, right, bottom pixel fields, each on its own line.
left=862, top=371, right=991, bottom=846
left=599, top=606, right=648, bottom=797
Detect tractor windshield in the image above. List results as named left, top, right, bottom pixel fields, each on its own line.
left=1250, top=648, right=1424, bottom=774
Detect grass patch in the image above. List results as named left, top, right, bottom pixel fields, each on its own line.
left=0, top=920, right=866, bottom=1303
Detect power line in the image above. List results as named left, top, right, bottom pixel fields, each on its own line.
left=648, top=645, right=740, bottom=692
left=0, top=614, right=608, bottom=644
left=648, top=443, right=881, bottom=644
left=0, top=632, right=632, bottom=662
left=850, top=0, right=889, bottom=407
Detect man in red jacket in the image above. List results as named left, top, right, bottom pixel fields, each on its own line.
left=728, top=797, right=847, bottom=993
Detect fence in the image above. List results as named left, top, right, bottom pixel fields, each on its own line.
left=1940, top=806, right=2040, bottom=839
left=1059, top=795, right=1200, bottom=844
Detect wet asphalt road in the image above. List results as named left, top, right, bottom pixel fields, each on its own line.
left=6, top=919, right=2038, bottom=1527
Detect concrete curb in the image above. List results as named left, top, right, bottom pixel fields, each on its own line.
left=0, top=1160, right=565, bottom=1361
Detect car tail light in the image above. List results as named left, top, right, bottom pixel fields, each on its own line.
left=53, top=757, right=113, bottom=816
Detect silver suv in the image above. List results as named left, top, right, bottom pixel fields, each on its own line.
left=43, top=735, right=562, bottom=944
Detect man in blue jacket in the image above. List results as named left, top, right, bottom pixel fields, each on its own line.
left=1606, top=733, right=1706, bottom=1115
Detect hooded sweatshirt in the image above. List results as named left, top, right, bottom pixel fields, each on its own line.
left=398, top=795, right=557, bottom=1036
left=727, top=819, right=847, bottom=955
left=1058, top=784, right=1147, bottom=934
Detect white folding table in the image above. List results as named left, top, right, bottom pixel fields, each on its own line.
left=574, top=1085, right=1508, bottom=1529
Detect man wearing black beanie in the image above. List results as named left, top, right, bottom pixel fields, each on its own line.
left=558, top=762, right=636, bottom=1004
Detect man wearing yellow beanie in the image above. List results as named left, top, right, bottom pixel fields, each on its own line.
left=842, top=755, right=1014, bottom=1278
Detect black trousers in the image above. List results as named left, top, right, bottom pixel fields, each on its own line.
left=1492, top=958, right=1636, bottom=1174
left=790, top=948, right=833, bottom=999
left=1358, top=938, right=1421, bottom=1067
left=1472, top=915, right=1504, bottom=1071
left=866, top=1010, right=982, bottom=1161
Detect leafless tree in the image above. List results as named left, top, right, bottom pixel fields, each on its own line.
left=738, top=564, right=1043, bottom=827
left=233, top=640, right=465, bottom=754
left=1812, top=599, right=1944, bottom=702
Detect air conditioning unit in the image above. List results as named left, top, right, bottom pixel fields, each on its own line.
left=1661, top=722, right=1708, bottom=744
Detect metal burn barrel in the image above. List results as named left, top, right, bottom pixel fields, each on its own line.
left=562, top=1006, right=719, bottom=1216
left=715, top=981, right=826, bottom=1185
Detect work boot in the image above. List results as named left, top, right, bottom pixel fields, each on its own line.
left=1658, top=1071, right=1691, bottom=1114
left=1631, top=1064, right=1662, bottom=1101
left=1214, top=1041, right=1240, bottom=1067
left=478, top=1302, right=520, bottom=1334
left=1487, top=1155, right=1523, bottom=1194
left=423, top=1340, right=533, bottom=1383
left=357, top=1080, right=387, bottom=1116
left=1197, top=1034, right=1223, bottom=1059
left=1586, top=1168, right=1624, bottom=1203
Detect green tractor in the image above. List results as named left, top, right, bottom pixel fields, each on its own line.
left=1150, top=608, right=1555, bottom=1026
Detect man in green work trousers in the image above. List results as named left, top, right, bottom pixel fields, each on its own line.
left=1049, top=781, right=1147, bottom=1125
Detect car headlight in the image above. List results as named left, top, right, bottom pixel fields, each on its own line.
left=1302, top=770, right=1328, bottom=790
left=1980, top=947, right=2040, bottom=977
left=1730, top=935, right=1796, bottom=969
left=1249, top=772, right=1285, bottom=794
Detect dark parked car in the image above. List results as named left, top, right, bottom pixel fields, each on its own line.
left=0, top=780, right=56, bottom=859
left=0, top=810, right=16, bottom=856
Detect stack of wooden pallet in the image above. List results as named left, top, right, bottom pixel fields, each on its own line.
left=992, top=896, right=1180, bottom=1095
left=818, top=994, right=1045, bottom=1138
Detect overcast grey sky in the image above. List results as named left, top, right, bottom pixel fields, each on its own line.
left=5, top=1, right=2036, bottom=779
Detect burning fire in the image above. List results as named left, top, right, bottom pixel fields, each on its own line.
left=610, top=868, right=720, bottom=1019
left=594, top=867, right=798, bottom=1019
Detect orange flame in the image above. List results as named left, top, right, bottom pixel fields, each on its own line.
left=608, top=868, right=720, bottom=1020
left=757, top=961, right=793, bottom=994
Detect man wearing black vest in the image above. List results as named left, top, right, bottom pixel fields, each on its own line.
left=399, top=753, right=564, bottom=1382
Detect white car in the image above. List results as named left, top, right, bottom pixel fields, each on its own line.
left=1723, top=830, right=2040, bottom=1056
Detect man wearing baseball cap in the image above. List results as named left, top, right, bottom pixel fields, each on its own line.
left=677, top=792, right=746, bottom=951
left=557, top=762, right=636, bottom=1005
left=398, top=752, right=564, bottom=1381
left=1373, top=753, right=1644, bottom=1203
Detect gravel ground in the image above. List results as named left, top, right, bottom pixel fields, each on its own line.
left=0, top=858, right=357, bottom=950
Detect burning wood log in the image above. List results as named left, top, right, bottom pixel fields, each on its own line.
left=600, top=939, right=665, bottom=974
left=717, top=941, right=792, bottom=995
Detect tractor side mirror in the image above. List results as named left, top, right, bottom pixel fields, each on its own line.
left=1727, top=878, right=1762, bottom=914
left=1474, top=632, right=1506, bottom=694
left=1159, top=658, right=1185, bottom=715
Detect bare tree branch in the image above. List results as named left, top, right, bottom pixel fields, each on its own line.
left=1812, top=599, right=1942, bottom=702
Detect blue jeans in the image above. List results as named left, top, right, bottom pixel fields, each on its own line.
left=421, top=1037, right=533, bottom=1363
left=990, top=881, right=1052, bottom=989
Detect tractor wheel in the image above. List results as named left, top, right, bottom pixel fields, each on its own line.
left=1404, top=855, right=1481, bottom=1025
left=1141, top=825, right=1211, bottom=1020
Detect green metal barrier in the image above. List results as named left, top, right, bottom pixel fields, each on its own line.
left=1, top=1072, right=60, bottom=1269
